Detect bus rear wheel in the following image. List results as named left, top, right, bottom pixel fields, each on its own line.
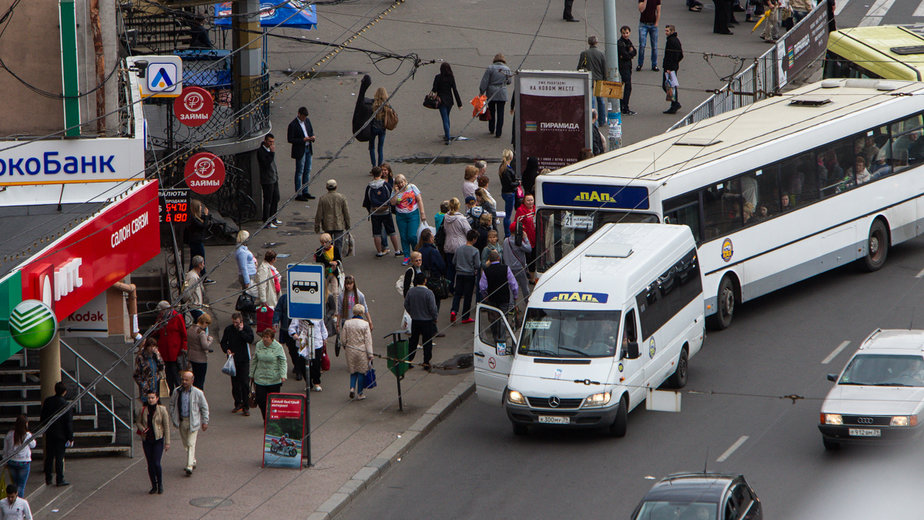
left=861, top=219, right=889, bottom=272
left=708, top=276, right=736, bottom=330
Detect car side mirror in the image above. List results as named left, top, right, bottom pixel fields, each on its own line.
left=826, top=373, right=837, bottom=382
left=626, top=341, right=639, bottom=360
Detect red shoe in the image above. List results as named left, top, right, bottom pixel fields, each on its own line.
left=450, top=311, right=457, bottom=323
left=461, top=318, right=475, bottom=324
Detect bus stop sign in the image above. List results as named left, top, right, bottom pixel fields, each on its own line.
left=287, top=263, right=323, bottom=320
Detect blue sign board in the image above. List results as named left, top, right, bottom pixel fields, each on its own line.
left=287, top=263, right=323, bottom=320
left=214, top=2, right=317, bottom=30
left=541, top=182, right=649, bottom=210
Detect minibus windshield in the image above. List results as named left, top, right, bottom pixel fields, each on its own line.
left=518, top=308, right=622, bottom=358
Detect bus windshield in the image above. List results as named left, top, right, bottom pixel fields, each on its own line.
left=536, top=209, right=658, bottom=272
left=518, top=308, right=622, bottom=358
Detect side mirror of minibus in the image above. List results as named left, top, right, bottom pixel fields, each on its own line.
left=625, top=341, right=639, bottom=360
left=826, top=373, right=837, bottom=382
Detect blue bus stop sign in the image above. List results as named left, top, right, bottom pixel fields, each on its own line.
left=287, top=264, right=323, bottom=320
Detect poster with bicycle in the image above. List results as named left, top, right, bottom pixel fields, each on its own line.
left=262, top=393, right=306, bottom=469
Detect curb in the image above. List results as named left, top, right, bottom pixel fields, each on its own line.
left=307, top=375, right=474, bottom=520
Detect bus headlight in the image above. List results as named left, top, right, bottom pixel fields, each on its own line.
left=822, top=413, right=843, bottom=425
left=507, top=389, right=527, bottom=405
left=582, top=392, right=612, bottom=408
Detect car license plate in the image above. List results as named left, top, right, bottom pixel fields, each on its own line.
left=538, top=415, right=569, bottom=425
left=848, top=428, right=881, bottom=437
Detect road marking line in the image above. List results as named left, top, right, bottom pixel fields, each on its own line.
left=915, top=266, right=924, bottom=278
left=834, top=0, right=849, bottom=15
left=822, top=341, right=851, bottom=365
left=859, top=0, right=894, bottom=26
left=716, top=435, right=749, bottom=462
left=916, top=0, right=924, bottom=17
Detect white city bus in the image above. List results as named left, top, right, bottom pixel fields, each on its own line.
left=534, top=78, right=924, bottom=329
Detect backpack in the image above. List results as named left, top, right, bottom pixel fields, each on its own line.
left=434, top=224, right=447, bottom=253
left=365, top=182, right=391, bottom=213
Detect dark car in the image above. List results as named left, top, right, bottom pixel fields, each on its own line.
left=631, top=473, right=762, bottom=520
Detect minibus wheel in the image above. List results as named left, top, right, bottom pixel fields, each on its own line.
left=667, top=347, right=689, bottom=388
left=609, top=395, right=628, bottom=437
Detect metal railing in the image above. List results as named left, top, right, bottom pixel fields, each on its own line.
left=59, top=340, right=134, bottom=435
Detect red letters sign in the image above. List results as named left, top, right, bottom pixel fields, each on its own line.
left=184, top=152, right=226, bottom=195
left=19, top=180, right=161, bottom=320
left=174, top=86, right=214, bottom=127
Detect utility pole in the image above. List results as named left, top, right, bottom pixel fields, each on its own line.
left=603, top=0, right=622, bottom=148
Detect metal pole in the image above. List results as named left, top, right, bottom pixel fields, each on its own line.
left=602, top=0, right=622, bottom=148
left=304, top=322, right=313, bottom=466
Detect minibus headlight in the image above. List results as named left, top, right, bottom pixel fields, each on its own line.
left=507, top=389, right=527, bottom=405
left=582, top=392, right=612, bottom=408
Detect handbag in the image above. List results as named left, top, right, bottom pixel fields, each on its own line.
left=478, top=110, right=491, bottom=122
left=321, top=345, right=331, bottom=371
left=426, top=275, right=451, bottom=300
left=383, top=106, right=399, bottom=130
left=158, top=372, right=170, bottom=398
left=423, top=91, right=440, bottom=110
left=235, top=292, right=256, bottom=313
left=364, top=362, right=377, bottom=389
left=334, top=334, right=341, bottom=357
left=248, top=382, right=257, bottom=409
left=515, top=184, right=525, bottom=201
left=221, top=354, right=236, bottom=377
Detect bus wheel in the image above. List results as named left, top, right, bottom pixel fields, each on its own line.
left=708, top=276, right=736, bottom=330
left=609, top=396, right=628, bottom=437
left=861, top=219, right=889, bottom=272
left=667, top=347, right=689, bottom=389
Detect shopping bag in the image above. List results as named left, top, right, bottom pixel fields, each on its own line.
left=176, top=349, right=190, bottom=372
left=321, top=346, right=331, bottom=371
left=400, top=311, right=412, bottom=334
left=221, top=354, right=236, bottom=377
left=470, top=94, right=487, bottom=118
left=248, top=383, right=257, bottom=409
left=256, top=305, right=274, bottom=333
left=364, top=362, right=377, bottom=389
left=158, top=374, right=170, bottom=398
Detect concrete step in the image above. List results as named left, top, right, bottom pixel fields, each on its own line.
left=0, top=368, right=39, bottom=375
left=0, top=384, right=41, bottom=391
left=32, top=445, right=130, bottom=458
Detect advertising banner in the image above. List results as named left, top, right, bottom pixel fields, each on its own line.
left=174, top=87, right=214, bottom=127
left=215, top=2, right=317, bottom=30
left=262, top=393, right=306, bottom=469
left=516, top=71, right=592, bottom=174
left=19, top=181, right=161, bottom=320
left=776, top=1, right=829, bottom=88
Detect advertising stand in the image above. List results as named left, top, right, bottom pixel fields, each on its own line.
left=262, top=393, right=307, bottom=469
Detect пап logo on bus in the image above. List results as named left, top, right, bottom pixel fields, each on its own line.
left=542, top=291, right=608, bottom=303
left=721, top=238, right=734, bottom=263
left=573, top=191, right=615, bottom=203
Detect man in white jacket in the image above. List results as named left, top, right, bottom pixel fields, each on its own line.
left=289, top=318, right=328, bottom=392
left=170, top=371, right=210, bottom=476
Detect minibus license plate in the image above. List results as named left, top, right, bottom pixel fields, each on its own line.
left=848, top=428, right=881, bottom=437
left=538, top=415, right=569, bottom=425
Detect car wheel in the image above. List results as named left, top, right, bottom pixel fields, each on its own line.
left=609, top=396, right=628, bottom=437
left=861, top=219, right=888, bottom=272
left=667, top=347, right=689, bottom=389
left=708, top=275, right=735, bottom=330
left=822, top=438, right=840, bottom=451
left=512, top=423, right=529, bottom=436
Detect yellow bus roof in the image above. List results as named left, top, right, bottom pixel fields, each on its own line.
left=827, top=25, right=924, bottom=81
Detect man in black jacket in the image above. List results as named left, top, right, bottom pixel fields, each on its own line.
left=221, top=312, right=255, bottom=416
left=40, top=381, right=73, bottom=486
left=287, top=107, right=316, bottom=201
left=256, top=133, right=281, bottom=228
left=617, top=26, right=637, bottom=115
left=662, top=25, right=684, bottom=114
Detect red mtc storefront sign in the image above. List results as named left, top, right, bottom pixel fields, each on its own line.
left=19, top=181, right=161, bottom=320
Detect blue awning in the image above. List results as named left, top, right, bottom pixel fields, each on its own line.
left=214, top=1, right=317, bottom=30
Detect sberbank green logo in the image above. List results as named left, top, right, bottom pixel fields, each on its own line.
left=10, top=300, right=57, bottom=349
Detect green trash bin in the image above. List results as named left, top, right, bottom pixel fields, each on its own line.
left=387, top=339, right=410, bottom=378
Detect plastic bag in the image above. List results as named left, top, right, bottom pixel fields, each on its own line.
left=365, top=362, right=377, bottom=389
left=221, top=355, right=236, bottom=377
left=400, top=310, right=412, bottom=334
left=470, top=94, right=487, bottom=118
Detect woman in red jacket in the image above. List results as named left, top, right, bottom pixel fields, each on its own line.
left=510, top=194, right=537, bottom=282
left=154, top=301, right=187, bottom=393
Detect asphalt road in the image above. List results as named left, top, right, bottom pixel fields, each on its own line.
left=337, top=233, right=924, bottom=520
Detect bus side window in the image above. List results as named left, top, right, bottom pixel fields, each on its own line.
left=703, top=183, right=741, bottom=240
left=663, top=193, right=702, bottom=242
left=779, top=154, right=818, bottom=210
left=890, top=113, right=924, bottom=173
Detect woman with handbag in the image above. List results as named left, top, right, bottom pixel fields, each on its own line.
left=498, top=149, right=519, bottom=236
left=433, top=62, right=463, bottom=144
left=186, top=313, right=214, bottom=390
left=249, top=329, right=288, bottom=421
left=135, top=392, right=170, bottom=494
left=416, top=228, right=448, bottom=312
left=133, top=338, right=165, bottom=404
left=341, top=304, right=374, bottom=400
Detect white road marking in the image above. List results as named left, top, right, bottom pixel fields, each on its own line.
left=834, top=0, right=849, bottom=16
left=915, top=266, right=924, bottom=278
left=915, top=0, right=924, bottom=17
left=716, top=435, right=749, bottom=462
left=822, top=340, right=851, bottom=365
left=859, top=0, right=895, bottom=26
